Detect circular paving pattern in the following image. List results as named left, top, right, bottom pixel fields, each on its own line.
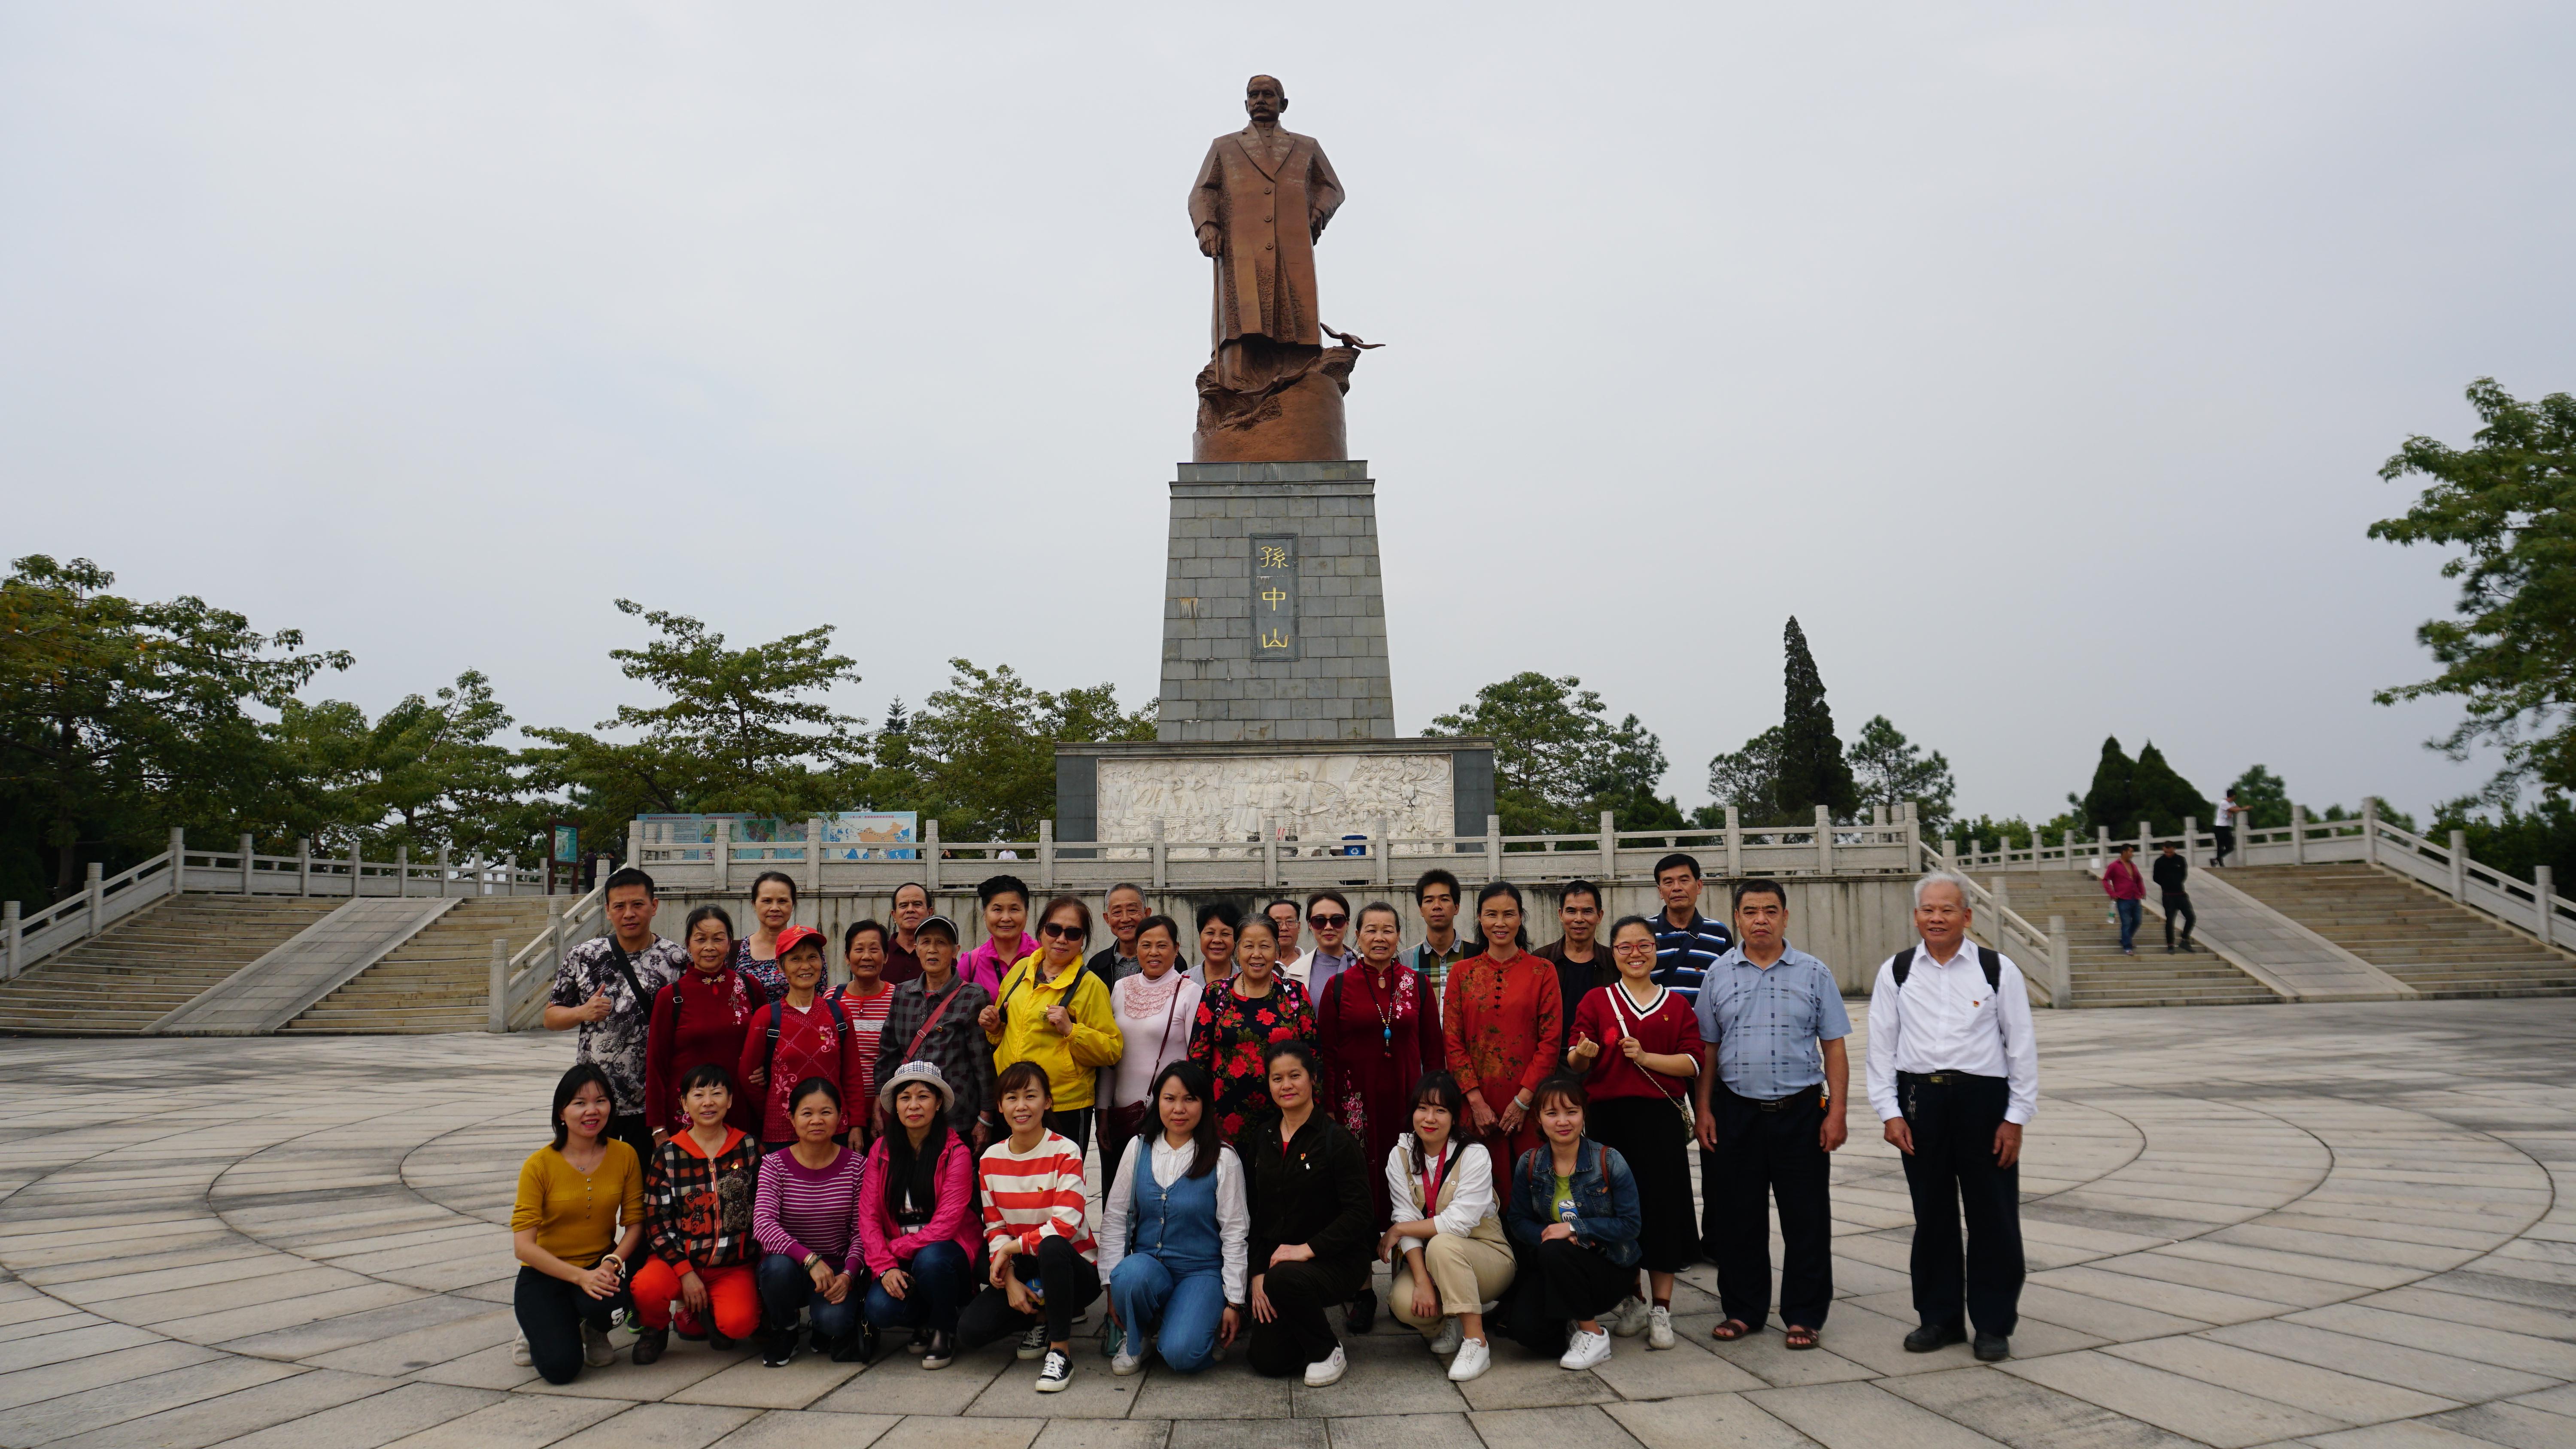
left=1, top=1000, right=2571, bottom=1449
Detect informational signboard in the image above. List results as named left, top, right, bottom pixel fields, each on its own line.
left=551, top=825, right=580, bottom=864
left=637, top=812, right=919, bottom=862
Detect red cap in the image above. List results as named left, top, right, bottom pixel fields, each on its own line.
left=774, top=924, right=827, bottom=961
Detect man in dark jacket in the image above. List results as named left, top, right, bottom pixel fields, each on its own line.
left=2152, top=844, right=2196, bottom=954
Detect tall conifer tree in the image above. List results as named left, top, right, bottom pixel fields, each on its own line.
left=1774, top=617, right=1856, bottom=820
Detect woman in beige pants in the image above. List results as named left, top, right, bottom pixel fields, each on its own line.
left=1380, top=1073, right=1516, bottom=1383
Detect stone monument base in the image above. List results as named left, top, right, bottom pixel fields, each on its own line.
left=1056, top=737, right=1493, bottom=855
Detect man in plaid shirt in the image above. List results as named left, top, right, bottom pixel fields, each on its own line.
left=873, top=915, right=998, bottom=1144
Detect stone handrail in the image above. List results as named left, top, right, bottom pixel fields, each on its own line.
left=498, top=881, right=610, bottom=1031
left=2, top=847, right=177, bottom=980
left=1915, top=840, right=2069, bottom=1007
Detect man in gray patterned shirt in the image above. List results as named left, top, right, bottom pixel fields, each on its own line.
left=545, top=867, right=686, bottom=1161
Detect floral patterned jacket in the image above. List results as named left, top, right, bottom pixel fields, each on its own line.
left=1188, top=976, right=1318, bottom=1142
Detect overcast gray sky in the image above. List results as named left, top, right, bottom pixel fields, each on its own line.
left=7, top=3, right=2572, bottom=827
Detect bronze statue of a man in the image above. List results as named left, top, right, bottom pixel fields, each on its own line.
left=1187, top=75, right=1362, bottom=461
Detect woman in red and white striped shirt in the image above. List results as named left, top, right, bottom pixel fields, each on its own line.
left=956, top=1061, right=1098, bottom=1393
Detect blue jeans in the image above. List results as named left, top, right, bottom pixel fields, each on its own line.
left=1109, top=1253, right=1227, bottom=1373
left=756, top=1252, right=860, bottom=1343
left=861, top=1239, right=972, bottom=1337
left=2114, top=898, right=2142, bottom=951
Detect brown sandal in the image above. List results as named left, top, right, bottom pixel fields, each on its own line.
left=1784, top=1325, right=1820, bottom=1351
left=1710, top=1319, right=1753, bottom=1341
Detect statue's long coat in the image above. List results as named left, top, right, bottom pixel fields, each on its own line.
left=1188, top=127, right=1345, bottom=349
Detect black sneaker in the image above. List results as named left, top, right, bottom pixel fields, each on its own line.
left=709, top=1330, right=736, bottom=1352
left=921, top=1330, right=955, bottom=1370
left=1974, top=1331, right=2010, bottom=1362
left=761, top=1328, right=796, bottom=1368
left=630, top=1327, right=668, bottom=1365
left=1343, top=1287, right=1377, bottom=1335
left=1903, top=1322, right=1966, bottom=1353
left=907, top=1328, right=931, bottom=1356
left=1035, top=1347, right=1073, bottom=1392
left=830, top=1322, right=879, bottom=1364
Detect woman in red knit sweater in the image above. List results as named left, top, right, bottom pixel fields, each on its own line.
left=737, top=925, right=864, bottom=1150
left=646, top=906, right=766, bottom=1140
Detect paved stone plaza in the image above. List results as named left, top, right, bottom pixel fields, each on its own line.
left=1, top=1001, right=2572, bottom=1449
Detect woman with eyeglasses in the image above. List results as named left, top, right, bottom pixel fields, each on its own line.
left=981, top=895, right=1124, bottom=1155
left=1314, top=899, right=1443, bottom=1332
left=1563, top=915, right=1700, bottom=1349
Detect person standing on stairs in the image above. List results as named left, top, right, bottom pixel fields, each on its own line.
left=1867, top=871, right=2038, bottom=1364
left=2153, top=843, right=2197, bottom=954
left=2102, top=844, right=2146, bottom=956
left=2214, top=789, right=2243, bottom=867
left=545, top=867, right=687, bottom=1164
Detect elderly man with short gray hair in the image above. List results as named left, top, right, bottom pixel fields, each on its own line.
left=1864, top=871, right=2038, bottom=1362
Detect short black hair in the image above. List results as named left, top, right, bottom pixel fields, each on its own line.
left=844, top=919, right=887, bottom=951
left=678, top=1061, right=735, bottom=1099
left=1560, top=879, right=1602, bottom=910
left=1732, top=878, right=1787, bottom=910
left=1195, top=900, right=1243, bottom=933
left=892, top=880, right=931, bottom=906
left=978, top=873, right=1030, bottom=907
left=605, top=866, right=657, bottom=897
left=1266, top=898, right=1302, bottom=918
left=550, top=1062, right=616, bottom=1150
left=751, top=869, right=798, bottom=902
left=1653, top=853, right=1701, bottom=882
left=995, top=1059, right=1054, bottom=1101
left=1413, top=868, right=1461, bottom=904
left=682, top=903, right=735, bottom=942
left=1264, top=1039, right=1322, bottom=1080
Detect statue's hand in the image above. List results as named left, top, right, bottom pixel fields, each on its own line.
left=1197, top=223, right=1223, bottom=259
left=1309, top=208, right=1328, bottom=241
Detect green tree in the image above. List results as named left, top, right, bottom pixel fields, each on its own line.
left=525, top=601, right=866, bottom=850
left=2130, top=741, right=2212, bottom=835
left=273, top=670, right=536, bottom=861
left=0, top=555, right=349, bottom=900
left=1428, top=671, right=1683, bottom=835
left=1703, top=725, right=1785, bottom=823
left=889, top=661, right=1156, bottom=842
left=1848, top=715, right=1956, bottom=832
left=2228, top=765, right=2293, bottom=830
left=2079, top=736, right=2139, bottom=834
left=1773, top=618, right=1857, bottom=821
left=2370, top=378, right=2576, bottom=795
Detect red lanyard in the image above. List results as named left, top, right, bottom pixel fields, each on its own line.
left=1420, top=1141, right=1452, bottom=1213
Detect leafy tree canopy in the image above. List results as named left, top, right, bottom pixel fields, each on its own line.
left=1849, top=715, right=1956, bottom=833
left=1428, top=671, right=1682, bottom=835
left=875, top=660, right=1155, bottom=842
left=273, top=670, right=535, bottom=861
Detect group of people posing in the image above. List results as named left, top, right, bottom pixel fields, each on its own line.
left=511, top=855, right=2039, bottom=1392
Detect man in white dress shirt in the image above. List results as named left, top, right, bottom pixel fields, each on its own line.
left=1865, top=871, right=2038, bottom=1362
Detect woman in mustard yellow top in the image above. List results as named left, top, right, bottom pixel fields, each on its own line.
left=978, top=895, right=1122, bottom=1156
left=513, top=1063, right=646, bottom=1383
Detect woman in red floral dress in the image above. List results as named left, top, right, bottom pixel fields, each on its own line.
left=1186, top=913, right=1315, bottom=1142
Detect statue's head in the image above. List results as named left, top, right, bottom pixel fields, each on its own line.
left=1244, top=75, right=1286, bottom=124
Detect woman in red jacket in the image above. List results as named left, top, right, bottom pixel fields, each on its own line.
left=646, top=906, right=765, bottom=1140
left=736, top=925, right=864, bottom=1150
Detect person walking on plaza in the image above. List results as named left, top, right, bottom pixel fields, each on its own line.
left=1537, top=880, right=1614, bottom=1020
left=2215, top=788, right=2243, bottom=867
left=631, top=1064, right=763, bottom=1361
left=1443, top=882, right=1564, bottom=1181
left=753, top=1078, right=865, bottom=1367
left=734, top=870, right=800, bottom=1001
left=1382, top=1073, right=1515, bottom=1382
left=859, top=1062, right=980, bottom=1368
left=545, top=867, right=686, bottom=1162
left=1500, top=1076, right=1641, bottom=1371
left=740, top=925, right=865, bottom=1151
left=1242, top=1043, right=1374, bottom=1385
left=1692, top=882, right=1850, bottom=1350
left=883, top=882, right=931, bottom=985
left=960, top=1062, right=1102, bottom=1393
left=1103, top=915, right=1204, bottom=1188
left=511, top=1064, right=644, bottom=1385
left=1190, top=913, right=1317, bottom=1140
left=1868, top=871, right=2038, bottom=1363
left=1566, top=915, right=1699, bottom=1349
left=644, top=906, right=766, bottom=1140
left=2102, top=843, right=2146, bottom=956
left=1091, top=883, right=1150, bottom=982
left=1293, top=891, right=1358, bottom=999
left=875, top=915, right=998, bottom=1146
left=1315, top=898, right=1443, bottom=1332
left=961, top=874, right=1036, bottom=995
left=982, top=895, right=1123, bottom=1156
left=1406, top=869, right=1478, bottom=1018
left=1100, top=1061, right=1249, bottom=1376
left=2152, top=843, right=2197, bottom=954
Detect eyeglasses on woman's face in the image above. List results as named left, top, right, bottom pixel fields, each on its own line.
left=1040, top=921, right=1085, bottom=940
left=1307, top=912, right=1348, bottom=929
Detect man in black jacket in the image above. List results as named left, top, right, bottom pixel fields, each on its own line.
left=2152, top=844, right=2196, bottom=954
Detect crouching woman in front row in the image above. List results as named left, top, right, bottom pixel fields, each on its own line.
left=513, top=1064, right=644, bottom=1385
left=859, top=1061, right=981, bottom=1368
left=1384, top=1072, right=1516, bottom=1383
left=631, top=1062, right=763, bottom=1361
left=1504, top=1075, right=1642, bottom=1373
left=1101, top=1060, right=1246, bottom=1375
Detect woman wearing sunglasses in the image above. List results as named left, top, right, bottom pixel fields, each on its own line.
left=982, top=894, right=1124, bottom=1155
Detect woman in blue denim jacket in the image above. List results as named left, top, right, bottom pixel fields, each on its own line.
left=1503, top=1076, right=1641, bottom=1370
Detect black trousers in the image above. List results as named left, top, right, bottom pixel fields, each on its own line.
left=1503, top=1239, right=1635, bottom=1355
left=1247, top=1255, right=1367, bottom=1376
left=1896, top=1071, right=2023, bottom=1336
left=608, top=1113, right=655, bottom=1166
left=2213, top=826, right=2235, bottom=865
left=1707, top=1083, right=1834, bottom=1329
left=2162, top=892, right=2196, bottom=949
left=514, top=1265, right=633, bottom=1386
left=957, top=1236, right=1100, bottom=1349
left=1046, top=1108, right=1093, bottom=1160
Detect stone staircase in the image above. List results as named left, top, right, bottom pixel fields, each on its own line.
left=2224, top=863, right=2576, bottom=998
left=0, top=895, right=343, bottom=1035
left=1982, top=870, right=2282, bottom=1007
left=283, top=897, right=559, bottom=1033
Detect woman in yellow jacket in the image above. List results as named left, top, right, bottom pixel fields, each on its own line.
left=980, top=894, right=1124, bottom=1155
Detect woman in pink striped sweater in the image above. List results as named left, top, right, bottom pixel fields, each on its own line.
left=751, top=1078, right=866, bottom=1367
left=957, top=1060, right=1099, bottom=1393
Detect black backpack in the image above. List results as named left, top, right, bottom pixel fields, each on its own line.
left=1889, top=946, right=2001, bottom=992
left=763, top=991, right=854, bottom=1088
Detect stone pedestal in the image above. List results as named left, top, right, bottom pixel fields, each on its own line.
left=1055, top=737, right=1493, bottom=852
left=1156, top=460, right=1393, bottom=743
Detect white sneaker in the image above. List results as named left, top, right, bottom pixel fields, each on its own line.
left=1303, top=1344, right=1347, bottom=1386
left=510, top=1330, right=532, bottom=1367
left=1447, top=1336, right=1491, bottom=1382
left=1111, top=1349, right=1143, bottom=1376
left=580, top=1323, right=615, bottom=1368
left=1608, top=1296, right=1651, bottom=1337
left=1558, top=1326, right=1613, bottom=1371
left=1646, top=1305, right=1675, bottom=1349
left=1017, top=1323, right=1048, bottom=1361
left=1428, top=1316, right=1462, bottom=1356
left=1035, top=1348, right=1072, bottom=1392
